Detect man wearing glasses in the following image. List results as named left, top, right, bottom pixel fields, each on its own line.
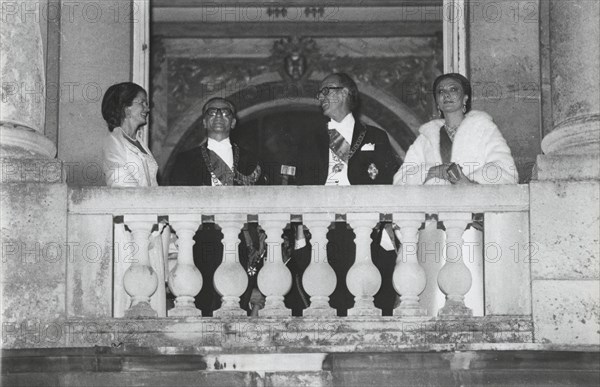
left=170, top=97, right=265, bottom=186
left=170, top=97, right=267, bottom=317
left=314, top=72, right=400, bottom=185
left=295, top=73, right=401, bottom=316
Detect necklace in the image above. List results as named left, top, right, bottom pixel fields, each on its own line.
left=443, top=124, right=459, bottom=141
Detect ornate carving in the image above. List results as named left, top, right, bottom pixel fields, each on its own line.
left=163, top=37, right=441, bottom=124
left=150, top=37, right=169, bottom=146
left=271, top=37, right=320, bottom=81
left=312, top=55, right=436, bottom=121
left=168, top=58, right=269, bottom=116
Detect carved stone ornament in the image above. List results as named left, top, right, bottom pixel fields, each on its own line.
left=271, top=37, right=320, bottom=81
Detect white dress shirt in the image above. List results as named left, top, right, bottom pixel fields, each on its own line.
left=207, top=137, right=234, bottom=169
left=326, top=113, right=355, bottom=186
left=207, top=137, right=234, bottom=186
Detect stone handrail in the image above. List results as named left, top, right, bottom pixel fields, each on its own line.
left=69, top=185, right=529, bottom=215
left=66, top=185, right=531, bottom=319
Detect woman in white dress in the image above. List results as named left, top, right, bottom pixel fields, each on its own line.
left=101, top=82, right=169, bottom=317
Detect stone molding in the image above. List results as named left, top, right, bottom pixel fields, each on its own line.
left=541, top=114, right=600, bottom=155
left=0, top=126, right=57, bottom=159
left=535, top=154, right=600, bottom=181
left=0, top=315, right=533, bottom=349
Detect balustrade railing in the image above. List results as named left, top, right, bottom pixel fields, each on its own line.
left=66, top=185, right=531, bottom=320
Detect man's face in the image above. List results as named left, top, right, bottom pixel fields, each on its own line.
left=203, top=99, right=236, bottom=138
left=317, top=75, right=347, bottom=119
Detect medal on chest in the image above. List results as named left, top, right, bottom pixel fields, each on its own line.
left=332, top=162, right=345, bottom=173
left=331, top=153, right=345, bottom=173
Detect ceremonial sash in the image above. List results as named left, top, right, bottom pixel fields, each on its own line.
left=328, top=129, right=352, bottom=162
left=206, top=148, right=234, bottom=186
left=242, top=227, right=266, bottom=277
left=439, top=126, right=453, bottom=164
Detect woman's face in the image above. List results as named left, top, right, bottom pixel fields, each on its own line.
left=124, top=91, right=149, bottom=128
left=435, top=78, right=468, bottom=115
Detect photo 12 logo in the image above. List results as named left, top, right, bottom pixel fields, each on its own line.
left=2, top=320, right=141, bottom=346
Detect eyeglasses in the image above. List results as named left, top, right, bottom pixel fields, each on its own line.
left=317, top=86, right=344, bottom=98
left=205, top=107, right=233, bottom=117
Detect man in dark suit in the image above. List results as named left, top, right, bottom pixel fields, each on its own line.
left=170, top=97, right=265, bottom=187
left=170, top=97, right=266, bottom=316
left=313, top=72, right=400, bottom=185
left=296, top=73, right=401, bottom=315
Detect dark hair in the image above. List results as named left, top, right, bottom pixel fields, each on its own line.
left=101, top=82, right=146, bottom=132
left=202, top=97, right=237, bottom=117
left=432, top=73, right=472, bottom=117
left=333, top=72, right=360, bottom=112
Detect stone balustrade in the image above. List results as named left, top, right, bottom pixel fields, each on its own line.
left=66, top=185, right=531, bottom=320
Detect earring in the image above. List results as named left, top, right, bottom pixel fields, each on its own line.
left=437, top=106, right=442, bottom=117
left=462, top=103, right=467, bottom=114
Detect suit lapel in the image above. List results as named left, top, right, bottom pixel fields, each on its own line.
left=318, top=125, right=330, bottom=183
left=195, top=146, right=213, bottom=186
left=350, top=121, right=364, bottom=151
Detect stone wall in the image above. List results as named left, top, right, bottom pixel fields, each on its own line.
left=56, top=0, right=132, bottom=186
left=468, top=0, right=543, bottom=182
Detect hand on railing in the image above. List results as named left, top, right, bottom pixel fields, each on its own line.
left=249, top=288, right=266, bottom=317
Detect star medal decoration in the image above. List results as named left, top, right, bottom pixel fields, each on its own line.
left=331, top=153, right=345, bottom=173
left=332, top=162, right=345, bottom=173
left=368, top=163, right=379, bottom=180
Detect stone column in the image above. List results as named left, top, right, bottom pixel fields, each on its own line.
left=213, top=214, right=248, bottom=317
left=168, top=215, right=203, bottom=317
left=0, top=2, right=66, bottom=346
left=393, top=213, right=427, bottom=317
left=538, top=0, right=600, bottom=179
left=530, top=0, right=600, bottom=345
left=123, top=215, right=159, bottom=318
left=302, top=213, right=337, bottom=317
left=0, top=0, right=56, bottom=158
left=346, top=213, right=382, bottom=316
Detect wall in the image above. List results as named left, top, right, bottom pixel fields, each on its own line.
left=0, top=160, right=67, bottom=347
left=468, top=0, right=542, bottom=182
left=57, top=0, right=132, bottom=186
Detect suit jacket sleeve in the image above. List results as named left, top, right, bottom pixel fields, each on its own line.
left=375, top=131, right=401, bottom=184
left=169, top=151, right=196, bottom=186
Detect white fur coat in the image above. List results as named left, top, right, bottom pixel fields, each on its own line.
left=393, top=110, right=518, bottom=185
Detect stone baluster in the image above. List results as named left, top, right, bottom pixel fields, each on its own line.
left=302, top=213, right=337, bottom=317
left=392, top=213, right=427, bottom=317
left=257, top=214, right=292, bottom=317
left=437, top=212, right=473, bottom=316
left=345, top=213, right=382, bottom=316
left=213, top=214, right=248, bottom=317
left=123, top=215, right=159, bottom=318
left=167, top=215, right=202, bottom=317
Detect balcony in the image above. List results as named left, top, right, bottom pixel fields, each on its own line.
left=27, top=184, right=530, bottom=349
left=2, top=179, right=599, bottom=386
